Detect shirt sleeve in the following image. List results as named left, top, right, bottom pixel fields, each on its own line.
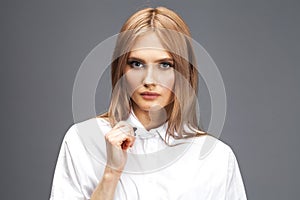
left=225, top=148, right=248, bottom=200
left=50, top=125, right=87, bottom=200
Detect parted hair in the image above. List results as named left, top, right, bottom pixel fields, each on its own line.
left=98, top=7, right=206, bottom=144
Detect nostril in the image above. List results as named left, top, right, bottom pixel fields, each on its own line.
left=142, top=77, right=156, bottom=86
left=143, top=81, right=156, bottom=87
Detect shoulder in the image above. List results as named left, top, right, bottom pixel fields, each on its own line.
left=187, top=134, right=242, bottom=178
left=187, top=134, right=236, bottom=161
left=57, top=117, right=113, bottom=164
left=62, top=117, right=112, bottom=144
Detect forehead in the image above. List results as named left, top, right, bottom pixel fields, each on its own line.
left=129, top=32, right=172, bottom=60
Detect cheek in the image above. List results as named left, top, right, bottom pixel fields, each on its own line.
left=124, top=70, right=142, bottom=92
left=157, top=72, right=175, bottom=91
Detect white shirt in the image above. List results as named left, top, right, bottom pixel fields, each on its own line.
left=50, top=112, right=247, bottom=200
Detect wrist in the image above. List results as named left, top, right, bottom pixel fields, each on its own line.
left=103, top=166, right=122, bottom=180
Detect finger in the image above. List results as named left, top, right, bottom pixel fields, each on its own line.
left=110, top=133, right=135, bottom=150
left=123, top=135, right=136, bottom=148
left=107, top=131, right=130, bottom=145
left=111, top=131, right=135, bottom=145
left=105, top=123, right=131, bottom=137
left=119, top=125, right=134, bottom=136
left=108, top=127, right=132, bottom=139
left=111, top=124, right=134, bottom=138
left=121, top=136, right=136, bottom=150
left=121, top=139, right=131, bottom=150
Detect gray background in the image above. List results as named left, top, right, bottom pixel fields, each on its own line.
left=1, top=0, right=299, bottom=199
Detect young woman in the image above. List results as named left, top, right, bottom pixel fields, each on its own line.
left=50, top=7, right=247, bottom=200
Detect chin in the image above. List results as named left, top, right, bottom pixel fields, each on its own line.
left=142, top=104, right=167, bottom=112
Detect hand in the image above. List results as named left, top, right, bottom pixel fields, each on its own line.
left=105, top=121, right=136, bottom=172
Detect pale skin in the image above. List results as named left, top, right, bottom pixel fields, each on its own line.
left=91, top=32, right=175, bottom=200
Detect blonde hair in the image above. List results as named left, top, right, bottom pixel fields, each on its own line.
left=98, top=7, right=207, bottom=144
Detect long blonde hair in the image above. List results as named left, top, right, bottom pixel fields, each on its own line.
left=99, top=7, right=207, bottom=143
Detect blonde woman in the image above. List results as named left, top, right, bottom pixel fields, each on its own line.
left=50, top=7, right=247, bottom=200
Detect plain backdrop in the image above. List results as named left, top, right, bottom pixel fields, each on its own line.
left=1, top=0, right=299, bottom=199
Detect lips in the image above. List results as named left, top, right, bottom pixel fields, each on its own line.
left=141, top=91, right=160, bottom=96
left=140, top=91, right=160, bottom=100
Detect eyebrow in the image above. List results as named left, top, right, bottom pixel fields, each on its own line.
left=127, top=56, right=174, bottom=63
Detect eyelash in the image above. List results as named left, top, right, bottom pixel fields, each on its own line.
left=128, top=61, right=144, bottom=68
left=127, top=60, right=174, bottom=69
left=159, top=62, right=173, bottom=69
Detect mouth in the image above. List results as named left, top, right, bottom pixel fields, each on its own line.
left=140, top=92, right=160, bottom=100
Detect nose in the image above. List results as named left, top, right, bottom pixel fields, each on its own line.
left=142, top=64, right=156, bottom=87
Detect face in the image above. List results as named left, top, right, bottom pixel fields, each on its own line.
left=123, top=32, right=175, bottom=113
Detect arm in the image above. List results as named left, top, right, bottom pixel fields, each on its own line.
left=50, top=126, right=86, bottom=200
left=91, top=121, right=135, bottom=200
left=225, top=149, right=248, bottom=200
left=90, top=167, right=121, bottom=200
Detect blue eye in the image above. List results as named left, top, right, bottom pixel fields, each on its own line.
left=159, top=62, right=173, bottom=69
left=128, top=61, right=144, bottom=69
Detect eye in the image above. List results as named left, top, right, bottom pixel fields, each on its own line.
left=128, top=60, right=144, bottom=69
left=159, top=62, right=173, bottom=69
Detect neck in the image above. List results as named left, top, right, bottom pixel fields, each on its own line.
left=132, top=104, right=168, bottom=131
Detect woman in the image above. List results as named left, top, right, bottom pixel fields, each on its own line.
left=50, top=7, right=247, bottom=200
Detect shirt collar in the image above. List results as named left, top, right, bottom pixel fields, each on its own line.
left=125, top=110, right=169, bottom=140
